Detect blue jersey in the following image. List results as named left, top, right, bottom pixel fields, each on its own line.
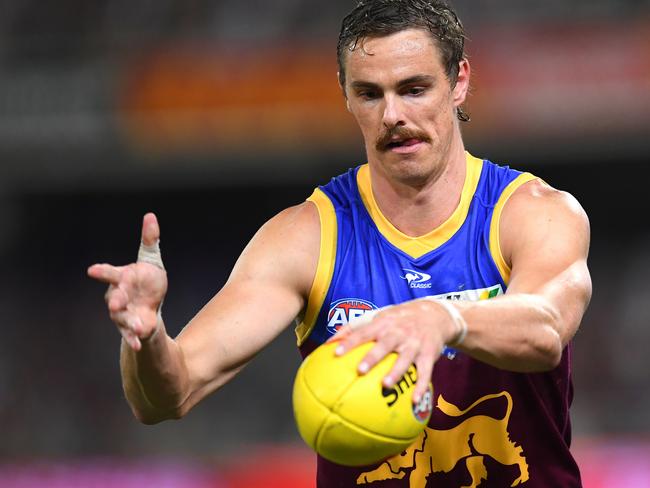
left=296, top=153, right=581, bottom=487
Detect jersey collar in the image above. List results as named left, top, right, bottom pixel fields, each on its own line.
left=357, top=152, right=484, bottom=259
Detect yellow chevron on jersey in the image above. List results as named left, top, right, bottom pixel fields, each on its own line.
left=356, top=153, right=484, bottom=259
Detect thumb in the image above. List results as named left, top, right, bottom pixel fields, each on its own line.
left=141, top=212, right=160, bottom=246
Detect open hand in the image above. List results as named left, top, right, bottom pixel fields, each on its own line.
left=87, top=213, right=168, bottom=351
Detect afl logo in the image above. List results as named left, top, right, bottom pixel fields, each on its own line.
left=326, top=298, right=378, bottom=335
left=413, top=384, right=434, bottom=423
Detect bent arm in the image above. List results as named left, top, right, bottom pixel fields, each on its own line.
left=332, top=179, right=592, bottom=401
left=121, top=203, right=319, bottom=423
left=453, top=179, right=592, bottom=372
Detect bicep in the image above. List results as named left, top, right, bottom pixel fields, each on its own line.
left=173, top=203, right=320, bottom=409
left=502, top=181, right=592, bottom=344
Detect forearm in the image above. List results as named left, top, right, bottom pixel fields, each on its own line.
left=454, top=294, right=564, bottom=372
left=120, top=318, right=190, bottom=424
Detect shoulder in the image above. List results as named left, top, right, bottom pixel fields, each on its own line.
left=262, top=200, right=320, bottom=235
left=234, top=200, right=320, bottom=299
left=500, top=178, right=590, bottom=268
left=504, top=178, right=588, bottom=226
left=248, top=201, right=321, bottom=266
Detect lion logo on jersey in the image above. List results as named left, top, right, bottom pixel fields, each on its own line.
left=357, top=391, right=529, bottom=488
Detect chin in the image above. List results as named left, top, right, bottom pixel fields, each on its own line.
left=381, top=155, right=437, bottom=186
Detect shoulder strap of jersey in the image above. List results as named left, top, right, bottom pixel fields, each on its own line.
left=488, top=173, right=539, bottom=284
left=295, top=188, right=337, bottom=345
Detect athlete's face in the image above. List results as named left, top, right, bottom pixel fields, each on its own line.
left=341, top=28, right=469, bottom=185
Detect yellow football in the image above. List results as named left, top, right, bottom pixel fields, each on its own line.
left=292, top=341, right=433, bottom=466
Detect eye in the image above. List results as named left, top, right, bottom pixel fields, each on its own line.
left=404, top=86, right=426, bottom=96
left=357, top=90, right=380, bottom=100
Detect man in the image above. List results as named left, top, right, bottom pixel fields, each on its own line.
left=88, top=0, right=591, bottom=486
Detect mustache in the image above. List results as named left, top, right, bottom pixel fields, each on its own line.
left=375, top=126, right=431, bottom=152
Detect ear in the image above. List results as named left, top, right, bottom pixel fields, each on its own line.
left=452, top=59, right=470, bottom=107
left=337, top=71, right=351, bottom=112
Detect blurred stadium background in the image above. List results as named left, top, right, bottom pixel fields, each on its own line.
left=1, top=0, right=649, bottom=486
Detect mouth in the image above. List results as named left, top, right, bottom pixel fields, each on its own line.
left=384, top=138, right=425, bottom=154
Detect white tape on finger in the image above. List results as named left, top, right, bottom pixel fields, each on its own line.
left=137, top=240, right=165, bottom=270
left=137, top=239, right=166, bottom=317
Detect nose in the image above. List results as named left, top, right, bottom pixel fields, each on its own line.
left=381, top=94, right=406, bottom=129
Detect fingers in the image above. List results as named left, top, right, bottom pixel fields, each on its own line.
left=358, top=340, right=393, bottom=375
left=101, top=277, right=148, bottom=351
left=138, top=213, right=165, bottom=270
left=348, top=308, right=382, bottom=330
left=334, top=306, right=392, bottom=354
left=87, top=213, right=161, bottom=280
left=87, top=264, right=123, bottom=285
left=106, top=285, right=128, bottom=313
left=141, top=212, right=160, bottom=247
left=329, top=312, right=375, bottom=344
left=332, top=305, right=394, bottom=343
left=111, top=309, right=144, bottom=351
left=383, top=342, right=417, bottom=388
left=335, top=313, right=400, bottom=375
left=412, top=347, right=435, bottom=404
left=327, top=326, right=347, bottom=343
left=122, top=328, right=142, bottom=351
left=334, top=320, right=378, bottom=360
left=88, top=213, right=164, bottom=352
left=333, top=304, right=441, bottom=404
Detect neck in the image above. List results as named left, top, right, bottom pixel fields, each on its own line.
left=368, top=142, right=467, bottom=237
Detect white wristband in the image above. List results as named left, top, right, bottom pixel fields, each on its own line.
left=421, top=297, right=468, bottom=347
left=137, top=239, right=165, bottom=270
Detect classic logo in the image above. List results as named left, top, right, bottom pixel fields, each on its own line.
left=327, top=298, right=378, bottom=335
left=401, top=269, right=432, bottom=289
left=357, top=391, right=529, bottom=487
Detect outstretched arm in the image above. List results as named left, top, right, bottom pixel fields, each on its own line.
left=334, top=179, right=592, bottom=403
left=88, top=204, right=319, bottom=424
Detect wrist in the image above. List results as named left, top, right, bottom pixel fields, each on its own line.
left=140, top=311, right=164, bottom=345
left=438, top=300, right=468, bottom=347
left=421, top=298, right=468, bottom=347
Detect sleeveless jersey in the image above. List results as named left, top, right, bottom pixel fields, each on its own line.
left=296, top=153, right=581, bottom=487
